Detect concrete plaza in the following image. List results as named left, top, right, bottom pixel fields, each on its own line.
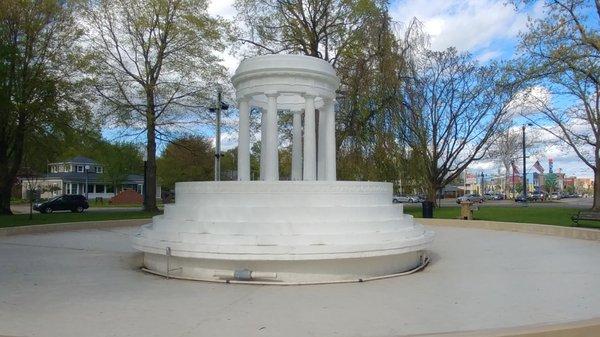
left=1, top=224, right=599, bottom=337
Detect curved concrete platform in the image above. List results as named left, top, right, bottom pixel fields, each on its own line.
left=132, top=181, right=434, bottom=283
left=1, top=222, right=599, bottom=337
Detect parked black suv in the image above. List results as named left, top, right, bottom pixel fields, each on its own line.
left=34, top=195, right=89, bottom=213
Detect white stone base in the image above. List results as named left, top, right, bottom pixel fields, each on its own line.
left=132, top=181, right=434, bottom=284
left=142, top=250, right=429, bottom=284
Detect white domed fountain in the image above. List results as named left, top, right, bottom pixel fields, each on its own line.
left=132, top=54, right=434, bottom=284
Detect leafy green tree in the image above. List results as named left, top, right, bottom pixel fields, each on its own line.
left=544, top=173, right=558, bottom=193
left=55, top=132, right=143, bottom=190
left=516, top=0, right=600, bottom=209
left=250, top=141, right=262, bottom=181
left=84, top=0, right=230, bottom=211
left=515, top=183, right=524, bottom=194
left=0, top=0, right=92, bottom=215
left=96, top=142, right=143, bottom=193
left=157, top=136, right=214, bottom=189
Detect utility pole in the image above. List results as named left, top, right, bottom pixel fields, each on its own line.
left=211, top=89, right=229, bottom=181
left=214, top=90, right=222, bottom=181
left=143, top=149, right=147, bottom=208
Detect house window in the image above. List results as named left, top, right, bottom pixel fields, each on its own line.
left=106, top=185, right=114, bottom=193
left=77, top=165, right=83, bottom=172
left=87, top=184, right=95, bottom=193
left=51, top=166, right=57, bottom=173
left=95, top=166, right=103, bottom=173
left=95, top=184, right=105, bottom=193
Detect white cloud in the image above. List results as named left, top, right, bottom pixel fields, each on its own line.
left=207, top=0, right=236, bottom=19
left=390, top=0, right=538, bottom=53
left=207, top=0, right=241, bottom=75
left=476, top=50, right=501, bottom=62
left=505, top=86, right=552, bottom=118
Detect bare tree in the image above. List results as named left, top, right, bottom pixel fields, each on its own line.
left=486, top=127, right=542, bottom=193
left=399, top=47, right=519, bottom=202
left=516, top=0, right=600, bottom=209
left=234, top=0, right=381, bottom=67
left=84, top=0, right=229, bottom=211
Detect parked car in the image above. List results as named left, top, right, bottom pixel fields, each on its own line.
left=515, top=194, right=527, bottom=202
left=393, top=195, right=411, bottom=203
left=411, top=195, right=426, bottom=203
left=456, top=193, right=484, bottom=204
left=549, top=192, right=562, bottom=200
left=484, top=193, right=504, bottom=200
left=393, top=195, right=422, bottom=203
left=34, top=195, right=89, bottom=213
left=530, top=191, right=546, bottom=202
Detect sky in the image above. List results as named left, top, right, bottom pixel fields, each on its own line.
left=104, top=0, right=595, bottom=179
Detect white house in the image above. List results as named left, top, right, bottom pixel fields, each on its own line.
left=20, top=156, right=160, bottom=200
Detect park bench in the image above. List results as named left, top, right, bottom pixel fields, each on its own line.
left=571, top=211, right=600, bottom=226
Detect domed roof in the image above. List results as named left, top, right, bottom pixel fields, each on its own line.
left=231, top=54, right=340, bottom=109
left=232, top=54, right=337, bottom=84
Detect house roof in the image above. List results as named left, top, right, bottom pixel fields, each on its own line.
left=50, top=156, right=98, bottom=165
left=66, top=156, right=98, bottom=165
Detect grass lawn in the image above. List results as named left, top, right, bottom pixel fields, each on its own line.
left=3, top=205, right=598, bottom=230
left=0, top=211, right=160, bottom=228
left=404, top=205, right=600, bottom=229
left=87, top=200, right=166, bottom=208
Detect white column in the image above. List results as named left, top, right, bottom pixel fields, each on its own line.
left=237, top=98, right=250, bottom=181
left=325, top=98, right=336, bottom=181
left=292, top=110, right=303, bottom=180
left=317, top=108, right=327, bottom=180
left=303, top=94, right=317, bottom=180
left=260, top=108, right=266, bottom=180
left=264, top=92, right=279, bottom=181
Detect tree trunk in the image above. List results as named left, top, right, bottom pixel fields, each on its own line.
left=426, top=182, right=439, bottom=204
left=0, top=124, right=24, bottom=215
left=592, top=167, right=600, bottom=212
left=0, top=182, right=12, bottom=215
left=144, top=97, right=158, bottom=212
left=145, top=126, right=158, bottom=212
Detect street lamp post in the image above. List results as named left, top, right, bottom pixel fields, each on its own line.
left=511, top=160, right=515, bottom=197
left=522, top=123, right=533, bottom=202
left=85, top=165, right=90, bottom=200
left=480, top=172, right=485, bottom=194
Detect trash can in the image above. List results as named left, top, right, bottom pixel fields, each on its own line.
left=422, top=201, right=434, bottom=218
